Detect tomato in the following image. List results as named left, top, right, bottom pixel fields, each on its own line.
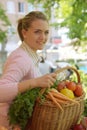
left=65, top=80, right=70, bottom=86
left=57, top=81, right=66, bottom=91
left=74, top=83, right=83, bottom=97
left=66, top=81, right=76, bottom=92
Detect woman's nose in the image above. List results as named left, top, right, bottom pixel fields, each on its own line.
left=40, top=33, right=46, bottom=40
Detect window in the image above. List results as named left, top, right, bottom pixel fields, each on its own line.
left=7, top=1, right=15, bottom=14
left=18, top=2, right=24, bottom=13
left=28, top=3, right=44, bottom=12
left=28, top=3, right=34, bottom=12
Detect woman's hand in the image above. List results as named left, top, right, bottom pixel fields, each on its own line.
left=18, top=73, right=57, bottom=93
left=35, top=73, right=57, bottom=88
left=0, top=126, right=8, bottom=130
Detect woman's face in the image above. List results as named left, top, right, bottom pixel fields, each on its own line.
left=22, top=19, right=49, bottom=51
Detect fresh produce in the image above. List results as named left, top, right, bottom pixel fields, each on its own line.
left=8, top=88, right=41, bottom=130
left=57, top=81, right=66, bottom=91
left=72, top=123, right=86, bottom=130
left=60, top=88, right=75, bottom=99
left=74, top=83, right=83, bottom=97
left=8, top=68, right=85, bottom=130
left=66, top=81, right=76, bottom=91
left=57, top=80, right=83, bottom=98
left=45, top=88, right=79, bottom=112
left=8, top=80, right=58, bottom=130
left=46, top=90, right=64, bottom=112
left=71, top=115, right=87, bottom=130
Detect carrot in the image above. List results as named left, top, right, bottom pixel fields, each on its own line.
left=46, top=94, right=68, bottom=104
left=50, top=90, right=79, bottom=105
left=50, top=91, right=68, bottom=101
left=46, top=94, right=52, bottom=101
left=54, top=97, right=69, bottom=104
left=48, top=92, right=64, bottom=112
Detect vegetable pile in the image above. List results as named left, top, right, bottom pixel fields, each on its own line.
left=44, top=88, right=80, bottom=112
left=8, top=80, right=58, bottom=130
left=8, top=88, right=41, bottom=130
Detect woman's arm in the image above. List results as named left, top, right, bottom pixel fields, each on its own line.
left=18, top=73, right=56, bottom=93
left=0, top=49, right=56, bottom=102
left=0, top=50, right=32, bottom=102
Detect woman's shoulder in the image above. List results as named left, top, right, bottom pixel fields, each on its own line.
left=8, top=47, right=30, bottom=60
left=4, top=47, right=33, bottom=72
left=10, top=47, right=27, bottom=57
left=6, top=47, right=32, bottom=66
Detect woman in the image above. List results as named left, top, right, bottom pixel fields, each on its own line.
left=0, top=11, right=56, bottom=129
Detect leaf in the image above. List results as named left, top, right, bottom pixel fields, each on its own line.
left=8, top=88, right=40, bottom=130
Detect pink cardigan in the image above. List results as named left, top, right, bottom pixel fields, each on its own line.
left=0, top=47, right=41, bottom=129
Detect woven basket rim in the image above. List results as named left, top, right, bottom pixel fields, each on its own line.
left=37, top=91, right=85, bottom=108
left=55, top=66, right=81, bottom=83
left=40, top=66, right=82, bottom=96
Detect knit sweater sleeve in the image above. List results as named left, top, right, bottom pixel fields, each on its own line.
left=0, top=48, right=32, bottom=102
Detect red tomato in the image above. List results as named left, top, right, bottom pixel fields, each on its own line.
left=66, top=81, right=76, bottom=91
left=57, top=81, right=66, bottom=91
left=74, top=83, right=83, bottom=97
left=65, top=80, right=70, bottom=86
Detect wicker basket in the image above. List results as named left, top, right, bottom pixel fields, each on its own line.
left=25, top=66, right=85, bottom=130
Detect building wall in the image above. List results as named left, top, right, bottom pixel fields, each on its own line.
left=0, top=0, right=32, bottom=73
left=0, top=0, right=45, bottom=42
left=0, top=0, right=35, bottom=42
left=0, top=0, right=28, bottom=26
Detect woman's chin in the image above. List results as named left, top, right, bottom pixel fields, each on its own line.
left=37, top=47, right=44, bottom=50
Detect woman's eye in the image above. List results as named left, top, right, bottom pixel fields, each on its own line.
left=35, top=30, right=41, bottom=34
left=34, top=30, right=49, bottom=36
left=45, top=31, right=49, bottom=35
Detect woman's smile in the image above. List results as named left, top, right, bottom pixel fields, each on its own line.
left=23, top=19, right=49, bottom=51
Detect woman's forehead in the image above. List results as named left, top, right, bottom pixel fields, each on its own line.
left=30, top=19, right=49, bottom=30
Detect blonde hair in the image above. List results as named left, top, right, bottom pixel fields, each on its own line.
left=17, top=11, right=48, bottom=41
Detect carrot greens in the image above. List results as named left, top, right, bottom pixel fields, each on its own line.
left=8, top=88, right=40, bottom=130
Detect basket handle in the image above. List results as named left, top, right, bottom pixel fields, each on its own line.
left=40, top=66, right=81, bottom=95
left=55, top=66, right=80, bottom=83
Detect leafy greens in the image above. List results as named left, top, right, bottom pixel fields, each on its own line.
left=8, top=88, right=40, bottom=130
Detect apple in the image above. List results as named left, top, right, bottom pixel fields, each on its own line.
left=73, top=124, right=86, bottom=130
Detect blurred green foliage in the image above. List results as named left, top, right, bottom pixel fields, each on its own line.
left=0, top=4, right=10, bottom=43
left=27, top=0, right=87, bottom=47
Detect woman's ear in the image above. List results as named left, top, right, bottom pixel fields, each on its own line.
left=22, top=29, right=27, bottom=39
